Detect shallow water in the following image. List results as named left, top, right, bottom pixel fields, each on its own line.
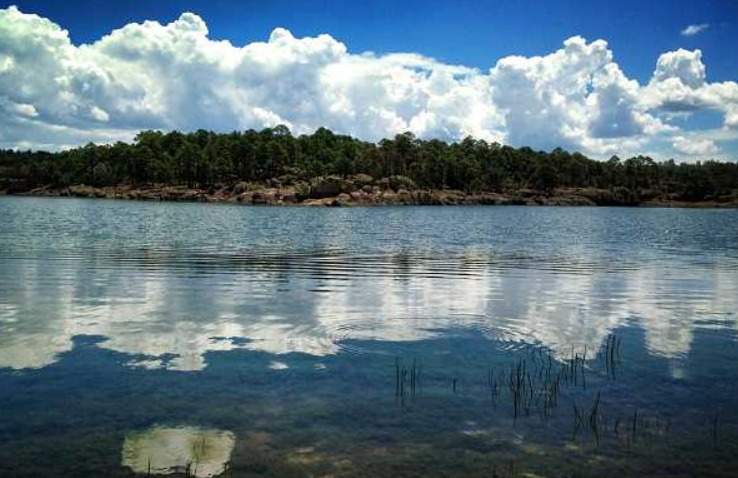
left=122, top=426, right=235, bottom=477
left=1, top=196, right=738, bottom=477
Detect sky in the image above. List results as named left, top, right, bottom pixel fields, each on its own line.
left=0, top=0, right=737, bottom=160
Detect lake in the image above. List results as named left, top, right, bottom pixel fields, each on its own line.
left=1, top=196, right=738, bottom=477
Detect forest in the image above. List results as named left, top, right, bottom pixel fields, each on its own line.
left=1, top=126, right=737, bottom=203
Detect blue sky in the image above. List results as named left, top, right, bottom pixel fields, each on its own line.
left=1, top=1, right=737, bottom=159
left=6, top=0, right=736, bottom=82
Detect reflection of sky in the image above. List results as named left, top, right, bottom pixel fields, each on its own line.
left=1, top=198, right=737, bottom=371
left=1, top=249, right=736, bottom=371
left=122, top=426, right=235, bottom=477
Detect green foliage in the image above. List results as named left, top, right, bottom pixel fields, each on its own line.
left=1, top=127, right=736, bottom=202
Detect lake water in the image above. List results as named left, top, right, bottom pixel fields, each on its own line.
left=1, top=196, right=738, bottom=477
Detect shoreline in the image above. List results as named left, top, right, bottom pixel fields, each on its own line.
left=3, top=181, right=737, bottom=208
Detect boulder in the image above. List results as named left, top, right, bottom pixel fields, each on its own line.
left=414, top=191, right=441, bottom=205
left=379, top=190, right=398, bottom=204
left=309, top=176, right=356, bottom=199
left=376, top=175, right=418, bottom=192
left=251, top=192, right=268, bottom=205
left=274, top=174, right=298, bottom=186
left=335, top=192, right=352, bottom=204
left=396, top=189, right=415, bottom=204
left=69, top=185, right=95, bottom=197
left=388, top=175, right=418, bottom=191
left=233, top=182, right=249, bottom=195
left=302, top=198, right=332, bottom=207
left=352, top=174, right=374, bottom=187
left=280, top=193, right=298, bottom=204
left=376, top=178, right=391, bottom=190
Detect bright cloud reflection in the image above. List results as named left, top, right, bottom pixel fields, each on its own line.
left=1, top=251, right=736, bottom=371
left=121, top=426, right=235, bottom=477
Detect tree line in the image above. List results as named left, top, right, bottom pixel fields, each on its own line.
left=1, top=126, right=737, bottom=201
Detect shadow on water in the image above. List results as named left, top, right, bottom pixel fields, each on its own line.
left=1, top=324, right=738, bottom=477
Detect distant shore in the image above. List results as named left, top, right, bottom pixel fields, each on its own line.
left=3, top=177, right=737, bottom=208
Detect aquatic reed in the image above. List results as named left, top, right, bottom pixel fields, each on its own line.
left=394, top=357, right=422, bottom=405
left=712, top=412, right=720, bottom=449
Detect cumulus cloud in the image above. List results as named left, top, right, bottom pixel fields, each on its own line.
left=652, top=49, right=706, bottom=88
left=672, top=136, right=718, bottom=155
left=641, top=49, right=738, bottom=142
left=681, top=23, right=709, bottom=37
left=0, top=6, right=736, bottom=160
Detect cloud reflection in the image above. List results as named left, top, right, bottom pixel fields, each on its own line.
left=1, top=250, right=736, bottom=371
left=121, top=426, right=235, bottom=477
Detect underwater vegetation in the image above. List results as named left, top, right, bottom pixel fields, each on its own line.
left=0, top=328, right=737, bottom=478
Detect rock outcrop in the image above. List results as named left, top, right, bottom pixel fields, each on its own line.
left=12, top=181, right=738, bottom=208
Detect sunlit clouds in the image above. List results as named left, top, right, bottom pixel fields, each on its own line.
left=1, top=6, right=737, bottom=159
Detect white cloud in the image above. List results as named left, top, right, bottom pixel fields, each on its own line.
left=672, top=135, right=719, bottom=155
left=681, top=23, right=709, bottom=37
left=652, top=49, right=706, bottom=88
left=641, top=49, right=738, bottom=140
left=0, top=6, right=736, bottom=160
left=726, top=105, right=738, bottom=129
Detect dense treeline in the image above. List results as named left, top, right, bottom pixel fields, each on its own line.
left=1, top=126, right=737, bottom=201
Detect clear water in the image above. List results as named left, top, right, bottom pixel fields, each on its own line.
left=1, top=196, right=738, bottom=477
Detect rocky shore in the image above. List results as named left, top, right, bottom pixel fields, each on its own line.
left=4, top=175, right=738, bottom=208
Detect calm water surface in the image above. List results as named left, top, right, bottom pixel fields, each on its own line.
left=1, top=196, right=738, bottom=477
